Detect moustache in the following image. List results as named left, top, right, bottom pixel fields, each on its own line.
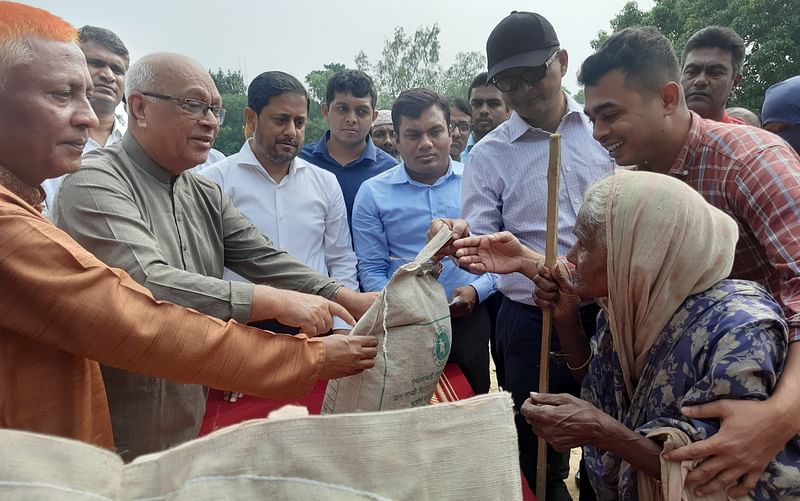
left=276, top=140, right=299, bottom=148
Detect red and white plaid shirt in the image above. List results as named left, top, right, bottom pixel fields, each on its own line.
left=664, top=113, right=800, bottom=342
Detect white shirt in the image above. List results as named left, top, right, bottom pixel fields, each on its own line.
left=199, top=140, right=359, bottom=330
left=42, top=113, right=127, bottom=216
left=188, top=148, right=226, bottom=172
left=462, top=94, right=616, bottom=304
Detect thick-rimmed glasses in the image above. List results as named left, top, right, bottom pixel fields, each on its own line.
left=449, top=122, right=472, bottom=133
left=491, top=50, right=560, bottom=92
left=142, top=92, right=226, bottom=125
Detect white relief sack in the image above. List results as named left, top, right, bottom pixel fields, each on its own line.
left=0, top=394, right=522, bottom=501
left=323, top=226, right=453, bottom=414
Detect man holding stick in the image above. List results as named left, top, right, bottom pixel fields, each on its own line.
left=458, top=11, right=614, bottom=498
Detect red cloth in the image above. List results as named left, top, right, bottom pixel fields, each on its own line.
left=200, top=363, right=475, bottom=435
left=200, top=365, right=535, bottom=499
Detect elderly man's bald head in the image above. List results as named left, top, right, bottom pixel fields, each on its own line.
left=125, top=52, right=211, bottom=98
left=124, top=52, right=222, bottom=175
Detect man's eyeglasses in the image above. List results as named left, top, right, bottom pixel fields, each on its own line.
left=491, top=50, right=560, bottom=93
left=449, top=122, right=472, bottom=133
left=142, top=92, right=226, bottom=125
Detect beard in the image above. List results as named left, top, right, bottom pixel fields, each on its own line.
left=265, top=139, right=301, bottom=165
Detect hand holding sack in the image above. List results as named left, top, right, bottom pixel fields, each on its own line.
left=323, top=227, right=454, bottom=413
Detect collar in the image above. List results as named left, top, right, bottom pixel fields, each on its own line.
left=507, top=92, right=585, bottom=142
left=110, top=115, right=127, bottom=140
left=311, top=130, right=377, bottom=165
left=388, top=159, right=460, bottom=186
left=666, top=111, right=705, bottom=178
left=0, top=163, right=46, bottom=210
left=87, top=115, right=127, bottom=150
left=121, top=132, right=175, bottom=184
left=720, top=111, right=744, bottom=125
left=239, top=139, right=307, bottom=178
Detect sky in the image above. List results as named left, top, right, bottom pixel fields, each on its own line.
left=26, top=0, right=654, bottom=94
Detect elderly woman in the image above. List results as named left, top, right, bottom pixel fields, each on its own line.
left=453, top=170, right=800, bottom=500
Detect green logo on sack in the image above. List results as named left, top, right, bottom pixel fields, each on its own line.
left=433, top=326, right=451, bottom=366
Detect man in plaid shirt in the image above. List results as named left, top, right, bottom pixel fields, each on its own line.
left=580, top=27, right=800, bottom=497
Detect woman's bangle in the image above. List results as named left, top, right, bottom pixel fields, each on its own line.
left=566, top=354, right=593, bottom=371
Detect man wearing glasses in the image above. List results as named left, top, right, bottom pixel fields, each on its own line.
left=53, top=52, right=376, bottom=461
left=460, top=11, right=614, bottom=499
left=447, top=97, right=472, bottom=162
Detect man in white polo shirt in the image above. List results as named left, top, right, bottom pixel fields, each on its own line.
left=201, top=71, right=360, bottom=335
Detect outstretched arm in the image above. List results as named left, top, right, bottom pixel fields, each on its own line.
left=453, top=231, right=544, bottom=277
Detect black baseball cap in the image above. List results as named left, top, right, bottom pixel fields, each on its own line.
left=486, top=11, right=560, bottom=81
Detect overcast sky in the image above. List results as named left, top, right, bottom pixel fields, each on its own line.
left=28, top=0, right=653, bottom=94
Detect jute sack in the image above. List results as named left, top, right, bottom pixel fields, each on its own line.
left=323, top=226, right=453, bottom=413
left=0, top=393, right=522, bottom=501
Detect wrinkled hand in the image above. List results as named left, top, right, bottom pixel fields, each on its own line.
left=521, top=392, right=605, bottom=452
left=449, top=285, right=477, bottom=319
left=533, top=263, right=581, bottom=323
left=335, top=288, right=378, bottom=320
left=663, top=399, right=793, bottom=497
left=428, top=218, right=469, bottom=260
left=453, top=231, right=526, bottom=274
left=319, top=334, right=379, bottom=379
left=253, top=286, right=356, bottom=337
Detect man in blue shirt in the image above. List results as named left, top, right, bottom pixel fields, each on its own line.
left=300, top=70, right=398, bottom=224
left=351, top=88, right=494, bottom=394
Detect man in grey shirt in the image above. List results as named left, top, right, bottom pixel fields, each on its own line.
left=54, top=52, right=375, bottom=461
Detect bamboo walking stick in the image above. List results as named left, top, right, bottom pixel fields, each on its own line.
left=536, top=134, right=561, bottom=500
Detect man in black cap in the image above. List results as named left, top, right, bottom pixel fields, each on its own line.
left=460, top=11, right=615, bottom=499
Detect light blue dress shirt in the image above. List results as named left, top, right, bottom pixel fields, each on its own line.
left=352, top=160, right=495, bottom=301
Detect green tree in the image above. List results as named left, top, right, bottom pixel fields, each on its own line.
left=210, top=69, right=247, bottom=156
left=358, top=24, right=486, bottom=108
left=439, top=51, right=487, bottom=99
left=305, top=63, right=347, bottom=104
left=592, top=0, right=800, bottom=113
left=209, top=68, right=246, bottom=95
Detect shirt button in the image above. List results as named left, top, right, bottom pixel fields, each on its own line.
left=565, top=166, right=572, bottom=172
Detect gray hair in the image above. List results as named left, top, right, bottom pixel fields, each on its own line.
left=0, top=38, right=33, bottom=91
left=576, top=173, right=617, bottom=247
left=124, top=58, right=156, bottom=98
